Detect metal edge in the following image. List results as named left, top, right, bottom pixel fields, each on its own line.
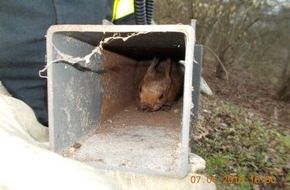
left=46, top=27, right=56, bottom=150
left=180, top=26, right=195, bottom=177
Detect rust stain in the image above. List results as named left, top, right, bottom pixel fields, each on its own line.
left=99, top=50, right=137, bottom=123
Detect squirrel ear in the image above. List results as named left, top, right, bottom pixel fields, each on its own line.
left=164, top=58, right=171, bottom=78
left=163, top=58, right=172, bottom=93
left=147, top=57, right=159, bottom=74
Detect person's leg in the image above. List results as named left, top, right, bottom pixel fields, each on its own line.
left=0, top=0, right=56, bottom=126
left=0, top=0, right=115, bottom=126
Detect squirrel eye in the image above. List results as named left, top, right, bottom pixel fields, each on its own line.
left=139, top=87, right=142, bottom=92
left=159, top=94, right=164, bottom=100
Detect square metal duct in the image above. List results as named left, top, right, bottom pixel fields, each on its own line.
left=46, top=25, right=196, bottom=177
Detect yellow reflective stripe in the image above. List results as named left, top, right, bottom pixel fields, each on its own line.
left=112, top=0, right=134, bottom=21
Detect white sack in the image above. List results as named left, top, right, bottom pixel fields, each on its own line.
left=0, top=83, right=216, bottom=190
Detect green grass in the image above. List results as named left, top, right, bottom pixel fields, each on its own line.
left=191, top=100, right=289, bottom=189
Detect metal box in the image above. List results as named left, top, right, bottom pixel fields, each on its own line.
left=46, top=25, right=196, bottom=177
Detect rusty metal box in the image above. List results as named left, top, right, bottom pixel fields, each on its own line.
left=46, top=25, right=196, bottom=177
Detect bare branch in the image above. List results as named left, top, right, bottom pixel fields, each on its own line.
left=203, top=45, right=229, bottom=80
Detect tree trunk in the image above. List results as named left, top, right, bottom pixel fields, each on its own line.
left=276, top=69, right=290, bottom=102
left=276, top=52, right=290, bottom=102
left=216, top=63, right=227, bottom=79
left=216, top=54, right=227, bottom=80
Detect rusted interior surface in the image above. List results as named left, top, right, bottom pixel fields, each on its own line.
left=47, top=26, right=191, bottom=176
left=99, top=50, right=137, bottom=123
left=63, top=49, right=184, bottom=176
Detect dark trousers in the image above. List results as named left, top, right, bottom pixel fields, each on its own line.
left=0, top=0, right=114, bottom=126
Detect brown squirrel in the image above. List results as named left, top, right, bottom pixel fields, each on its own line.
left=137, top=57, right=184, bottom=112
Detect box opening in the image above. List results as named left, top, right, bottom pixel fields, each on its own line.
left=47, top=25, right=194, bottom=177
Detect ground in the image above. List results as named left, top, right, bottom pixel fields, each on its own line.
left=203, top=62, right=290, bottom=130
left=191, top=61, right=290, bottom=190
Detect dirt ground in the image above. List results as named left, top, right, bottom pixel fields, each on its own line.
left=201, top=61, right=290, bottom=133
left=192, top=61, right=289, bottom=189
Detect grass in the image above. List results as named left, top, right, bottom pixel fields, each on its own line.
left=191, top=98, right=290, bottom=190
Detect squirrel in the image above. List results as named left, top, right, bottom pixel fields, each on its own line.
left=137, top=57, right=183, bottom=112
